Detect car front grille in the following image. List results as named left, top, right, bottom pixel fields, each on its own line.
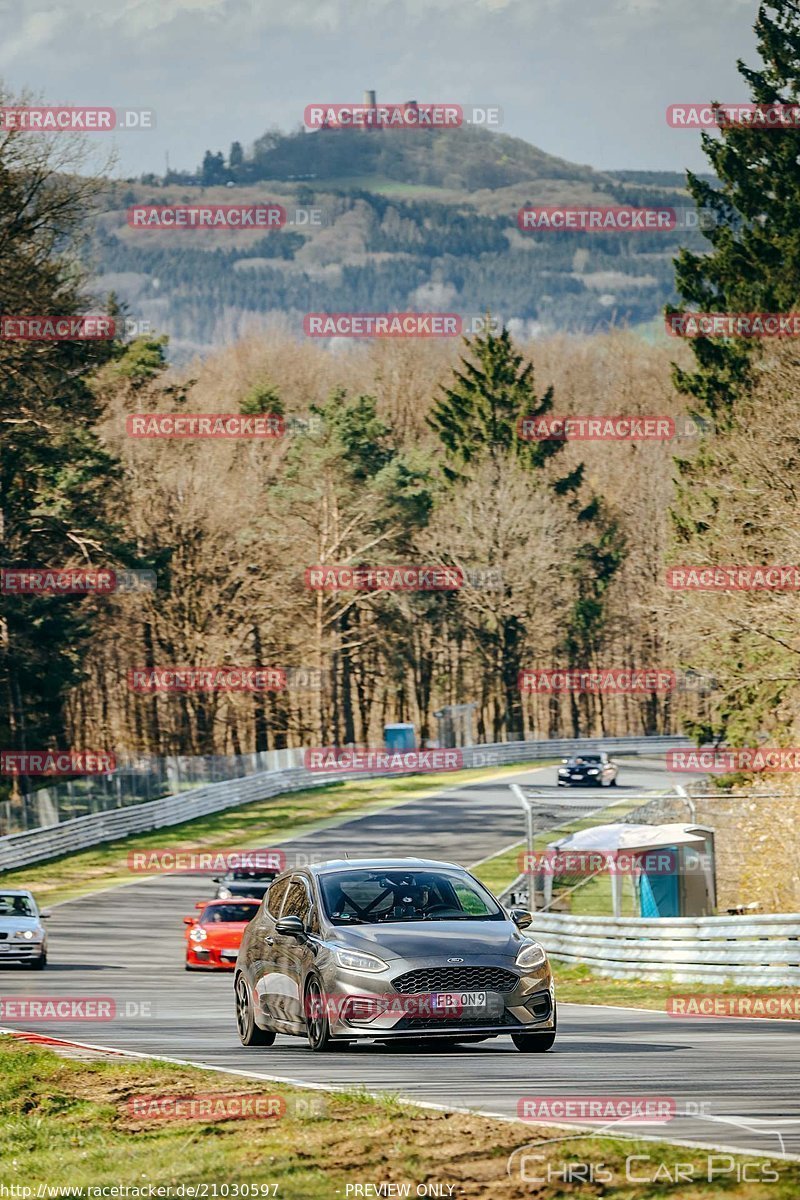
left=0, top=933, right=7, bottom=940
left=391, top=966, right=519, bottom=994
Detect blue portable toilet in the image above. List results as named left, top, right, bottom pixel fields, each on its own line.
left=384, top=723, right=416, bottom=751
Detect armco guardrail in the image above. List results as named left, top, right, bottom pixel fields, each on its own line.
left=0, top=734, right=692, bottom=873
left=533, top=911, right=800, bottom=987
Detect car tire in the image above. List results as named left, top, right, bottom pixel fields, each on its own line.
left=610, top=777, right=618, bottom=787
left=512, top=1030, right=556, bottom=1052
left=305, top=975, right=334, bottom=1052
left=512, top=1001, right=557, bottom=1052
left=235, top=973, right=275, bottom=1046
left=27, top=952, right=47, bottom=970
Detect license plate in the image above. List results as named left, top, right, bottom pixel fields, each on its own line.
left=431, top=990, right=487, bottom=1010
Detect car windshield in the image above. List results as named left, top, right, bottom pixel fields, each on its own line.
left=0, top=893, right=35, bottom=917
left=319, top=869, right=503, bottom=925
left=228, top=872, right=276, bottom=882
left=567, top=755, right=601, bottom=765
left=200, top=903, right=259, bottom=924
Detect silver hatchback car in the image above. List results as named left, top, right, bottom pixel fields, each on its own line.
left=234, top=858, right=556, bottom=1053
left=0, top=889, right=49, bottom=968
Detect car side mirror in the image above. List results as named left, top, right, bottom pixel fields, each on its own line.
left=276, top=915, right=306, bottom=939
left=39, top=910, right=51, bottom=919
left=510, top=908, right=533, bottom=930
left=212, top=877, right=220, bottom=883
left=195, top=901, right=207, bottom=909
left=183, top=916, right=196, bottom=925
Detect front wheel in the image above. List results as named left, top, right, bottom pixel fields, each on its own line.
left=610, top=777, right=618, bottom=787
left=235, top=974, right=275, bottom=1046
left=512, top=1029, right=556, bottom=1052
left=512, top=1002, right=556, bottom=1052
left=27, top=952, right=47, bottom=970
left=305, top=976, right=334, bottom=1052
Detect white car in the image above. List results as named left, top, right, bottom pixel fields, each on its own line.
left=0, top=889, right=50, bottom=968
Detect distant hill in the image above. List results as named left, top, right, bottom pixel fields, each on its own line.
left=195, top=124, right=607, bottom=191
left=89, top=125, right=713, bottom=362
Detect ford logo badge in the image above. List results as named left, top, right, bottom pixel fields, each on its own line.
left=447, top=957, right=464, bottom=963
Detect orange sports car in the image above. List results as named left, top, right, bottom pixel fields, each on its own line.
left=184, top=898, right=261, bottom=971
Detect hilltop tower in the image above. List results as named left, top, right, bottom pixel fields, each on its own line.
left=363, top=89, right=380, bottom=130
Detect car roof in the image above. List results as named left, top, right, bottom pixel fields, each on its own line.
left=305, top=858, right=467, bottom=877
left=0, top=888, right=34, bottom=896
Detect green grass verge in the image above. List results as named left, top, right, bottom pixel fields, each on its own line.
left=553, top=962, right=800, bottom=1016
left=0, top=761, right=552, bottom=906
left=2, top=1039, right=797, bottom=1198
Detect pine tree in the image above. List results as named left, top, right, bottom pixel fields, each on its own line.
left=427, top=324, right=581, bottom=489
left=670, top=0, right=800, bottom=439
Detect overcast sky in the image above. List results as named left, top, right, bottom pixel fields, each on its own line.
left=0, top=0, right=762, bottom=178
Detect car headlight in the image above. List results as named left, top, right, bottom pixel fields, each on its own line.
left=14, top=929, right=36, bottom=940
left=558, top=768, right=569, bottom=774
left=516, top=941, right=547, bottom=970
left=335, top=948, right=389, bottom=973
left=217, top=888, right=233, bottom=899
left=189, top=927, right=208, bottom=943
left=587, top=768, right=599, bottom=774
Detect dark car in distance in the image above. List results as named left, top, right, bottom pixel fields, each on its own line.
left=557, top=752, right=618, bottom=788
left=214, top=869, right=279, bottom=900
left=234, top=858, right=556, bottom=1053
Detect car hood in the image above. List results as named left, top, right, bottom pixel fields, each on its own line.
left=328, top=920, right=525, bottom=960
left=194, top=922, right=251, bottom=943
left=0, top=915, right=40, bottom=932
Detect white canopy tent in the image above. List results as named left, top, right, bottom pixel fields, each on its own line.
left=543, top=822, right=710, bottom=917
